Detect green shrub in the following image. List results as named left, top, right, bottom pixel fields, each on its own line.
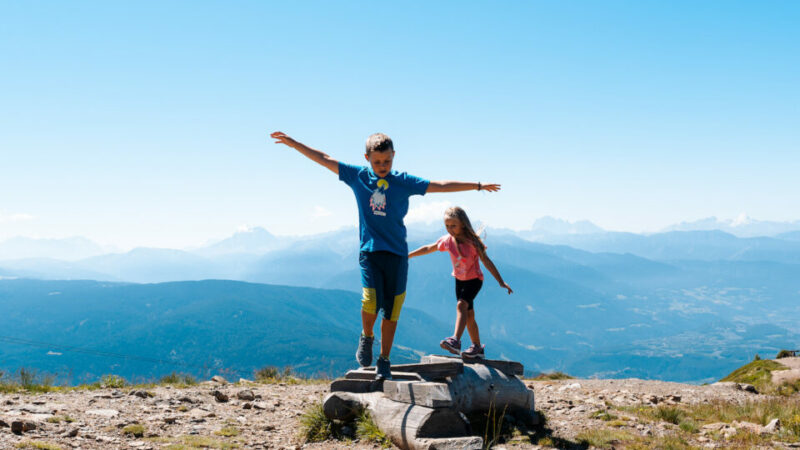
left=122, top=424, right=145, bottom=438
left=777, top=349, right=796, bottom=359
left=654, top=406, right=685, bottom=425
left=99, top=374, right=128, bottom=388
left=160, top=372, right=197, bottom=386
left=753, top=353, right=761, bottom=361
left=17, top=368, right=56, bottom=393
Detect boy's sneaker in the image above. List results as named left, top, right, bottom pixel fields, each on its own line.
left=440, top=336, right=461, bottom=355
left=461, top=344, right=485, bottom=360
left=356, top=334, right=374, bottom=367
left=375, top=357, right=392, bottom=381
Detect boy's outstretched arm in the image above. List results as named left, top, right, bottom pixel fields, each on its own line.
left=427, top=181, right=501, bottom=193
left=409, top=243, right=437, bottom=259
left=270, top=131, right=339, bottom=175
left=479, top=253, right=513, bottom=294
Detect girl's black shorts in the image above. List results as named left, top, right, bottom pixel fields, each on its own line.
left=455, top=278, right=483, bottom=310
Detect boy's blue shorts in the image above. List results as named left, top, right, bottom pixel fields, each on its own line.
left=359, top=251, right=407, bottom=322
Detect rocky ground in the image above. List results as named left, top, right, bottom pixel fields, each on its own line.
left=3, top=373, right=800, bottom=449
left=771, top=357, right=800, bottom=385
left=0, top=377, right=377, bottom=450
left=523, top=377, right=794, bottom=449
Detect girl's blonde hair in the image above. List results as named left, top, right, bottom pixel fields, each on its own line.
left=444, top=206, right=486, bottom=256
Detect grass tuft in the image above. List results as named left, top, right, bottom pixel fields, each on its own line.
left=214, top=426, right=240, bottom=437
left=356, top=410, right=392, bottom=447
left=14, top=442, right=63, bottom=450
left=299, top=400, right=335, bottom=442
left=531, top=371, right=574, bottom=380
left=654, top=405, right=686, bottom=425
left=591, top=409, right=619, bottom=421
left=160, top=372, right=197, bottom=386
left=122, top=424, right=145, bottom=438
left=576, top=428, right=635, bottom=448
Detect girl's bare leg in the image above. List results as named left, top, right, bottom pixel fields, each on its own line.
left=453, top=300, right=469, bottom=339
left=465, top=309, right=481, bottom=346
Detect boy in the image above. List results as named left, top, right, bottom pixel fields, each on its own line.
left=270, top=131, right=500, bottom=380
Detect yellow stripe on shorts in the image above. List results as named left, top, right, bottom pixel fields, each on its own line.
left=361, top=287, right=377, bottom=314
left=389, top=292, right=406, bottom=322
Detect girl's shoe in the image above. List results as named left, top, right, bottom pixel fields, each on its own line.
left=375, top=357, right=392, bottom=381
left=440, top=336, right=461, bottom=355
left=461, top=344, right=485, bottom=360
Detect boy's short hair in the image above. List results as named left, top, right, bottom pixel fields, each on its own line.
left=366, top=133, right=394, bottom=154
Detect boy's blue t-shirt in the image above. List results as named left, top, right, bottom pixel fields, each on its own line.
left=339, top=162, right=430, bottom=256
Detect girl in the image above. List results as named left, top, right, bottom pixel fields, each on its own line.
left=409, top=206, right=512, bottom=359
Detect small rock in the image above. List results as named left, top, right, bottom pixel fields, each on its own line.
left=87, top=409, right=120, bottom=418
left=558, top=382, right=582, bottom=392
left=243, top=402, right=253, bottom=409
left=212, top=390, right=229, bottom=403
left=63, top=427, right=79, bottom=437
left=131, top=390, right=154, bottom=399
left=765, top=418, right=781, bottom=433
left=11, top=421, right=24, bottom=434
left=20, top=404, right=52, bottom=414
left=264, top=424, right=275, bottom=431
left=237, top=389, right=256, bottom=401
left=0, top=419, right=8, bottom=428
left=164, top=416, right=178, bottom=424
left=738, top=383, right=758, bottom=394
left=211, top=375, right=228, bottom=384
left=11, top=420, right=37, bottom=434
left=239, top=378, right=254, bottom=384
left=733, top=420, right=767, bottom=435
left=253, top=402, right=269, bottom=410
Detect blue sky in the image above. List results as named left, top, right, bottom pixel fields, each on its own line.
left=1, top=1, right=798, bottom=249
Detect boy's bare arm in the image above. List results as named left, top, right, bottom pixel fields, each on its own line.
left=479, top=253, right=513, bottom=294
left=270, top=131, right=339, bottom=174
left=426, top=181, right=501, bottom=193
left=409, top=243, right=438, bottom=258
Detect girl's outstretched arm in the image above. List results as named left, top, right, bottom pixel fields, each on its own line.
left=409, top=243, right=438, bottom=258
left=427, top=181, right=501, bottom=193
left=479, top=253, right=513, bottom=294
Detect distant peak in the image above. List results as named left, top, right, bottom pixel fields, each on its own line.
left=731, top=212, right=752, bottom=227
left=530, top=216, right=604, bottom=235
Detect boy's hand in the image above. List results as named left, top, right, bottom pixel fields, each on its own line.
left=270, top=131, right=296, bottom=147
left=480, top=183, right=501, bottom=192
left=500, top=282, right=513, bottom=294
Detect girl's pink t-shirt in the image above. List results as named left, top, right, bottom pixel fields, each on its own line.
left=436, top=234, right=484, bottom=281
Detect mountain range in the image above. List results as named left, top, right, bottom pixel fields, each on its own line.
left=3, top=220, right=800, bottom=384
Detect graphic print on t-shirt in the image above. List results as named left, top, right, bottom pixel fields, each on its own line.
left=369, top=179, right=389, bottom=216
